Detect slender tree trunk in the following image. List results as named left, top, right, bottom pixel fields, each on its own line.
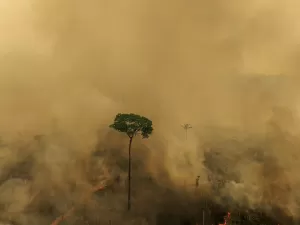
left=127, top=137, right=133, bottom=210
left=185, top=129, right=187, bottom=140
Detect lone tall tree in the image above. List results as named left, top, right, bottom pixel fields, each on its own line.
left=109, top=113, right=153, bottom=210
left=181, top=123, right=192, bottom=140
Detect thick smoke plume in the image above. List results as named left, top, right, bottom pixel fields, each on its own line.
left=1, top=0, right=300, bottom=224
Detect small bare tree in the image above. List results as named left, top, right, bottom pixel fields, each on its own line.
left=181, top=124, right=192, bottom=140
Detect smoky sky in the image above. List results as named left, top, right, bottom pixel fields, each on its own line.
left=1, top=0, right=300, bottom=222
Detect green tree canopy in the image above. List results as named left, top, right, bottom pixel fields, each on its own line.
left=109, top=113, right=153, bottom=210
left=109, top=113, right=153, bottom=138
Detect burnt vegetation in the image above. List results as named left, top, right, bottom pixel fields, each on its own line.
left=0, top=123, right=296, bottom=225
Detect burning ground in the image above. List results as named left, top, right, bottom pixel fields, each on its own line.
left=1, top=0, right=300, bottom=224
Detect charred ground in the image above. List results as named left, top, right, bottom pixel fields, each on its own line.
left=0, top=128, right=296, bottom=225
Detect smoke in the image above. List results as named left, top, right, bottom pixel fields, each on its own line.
left=1, top=0, right=300, bottom=224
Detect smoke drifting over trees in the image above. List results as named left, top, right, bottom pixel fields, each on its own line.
left=1, top=0, right=300, bottom=224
